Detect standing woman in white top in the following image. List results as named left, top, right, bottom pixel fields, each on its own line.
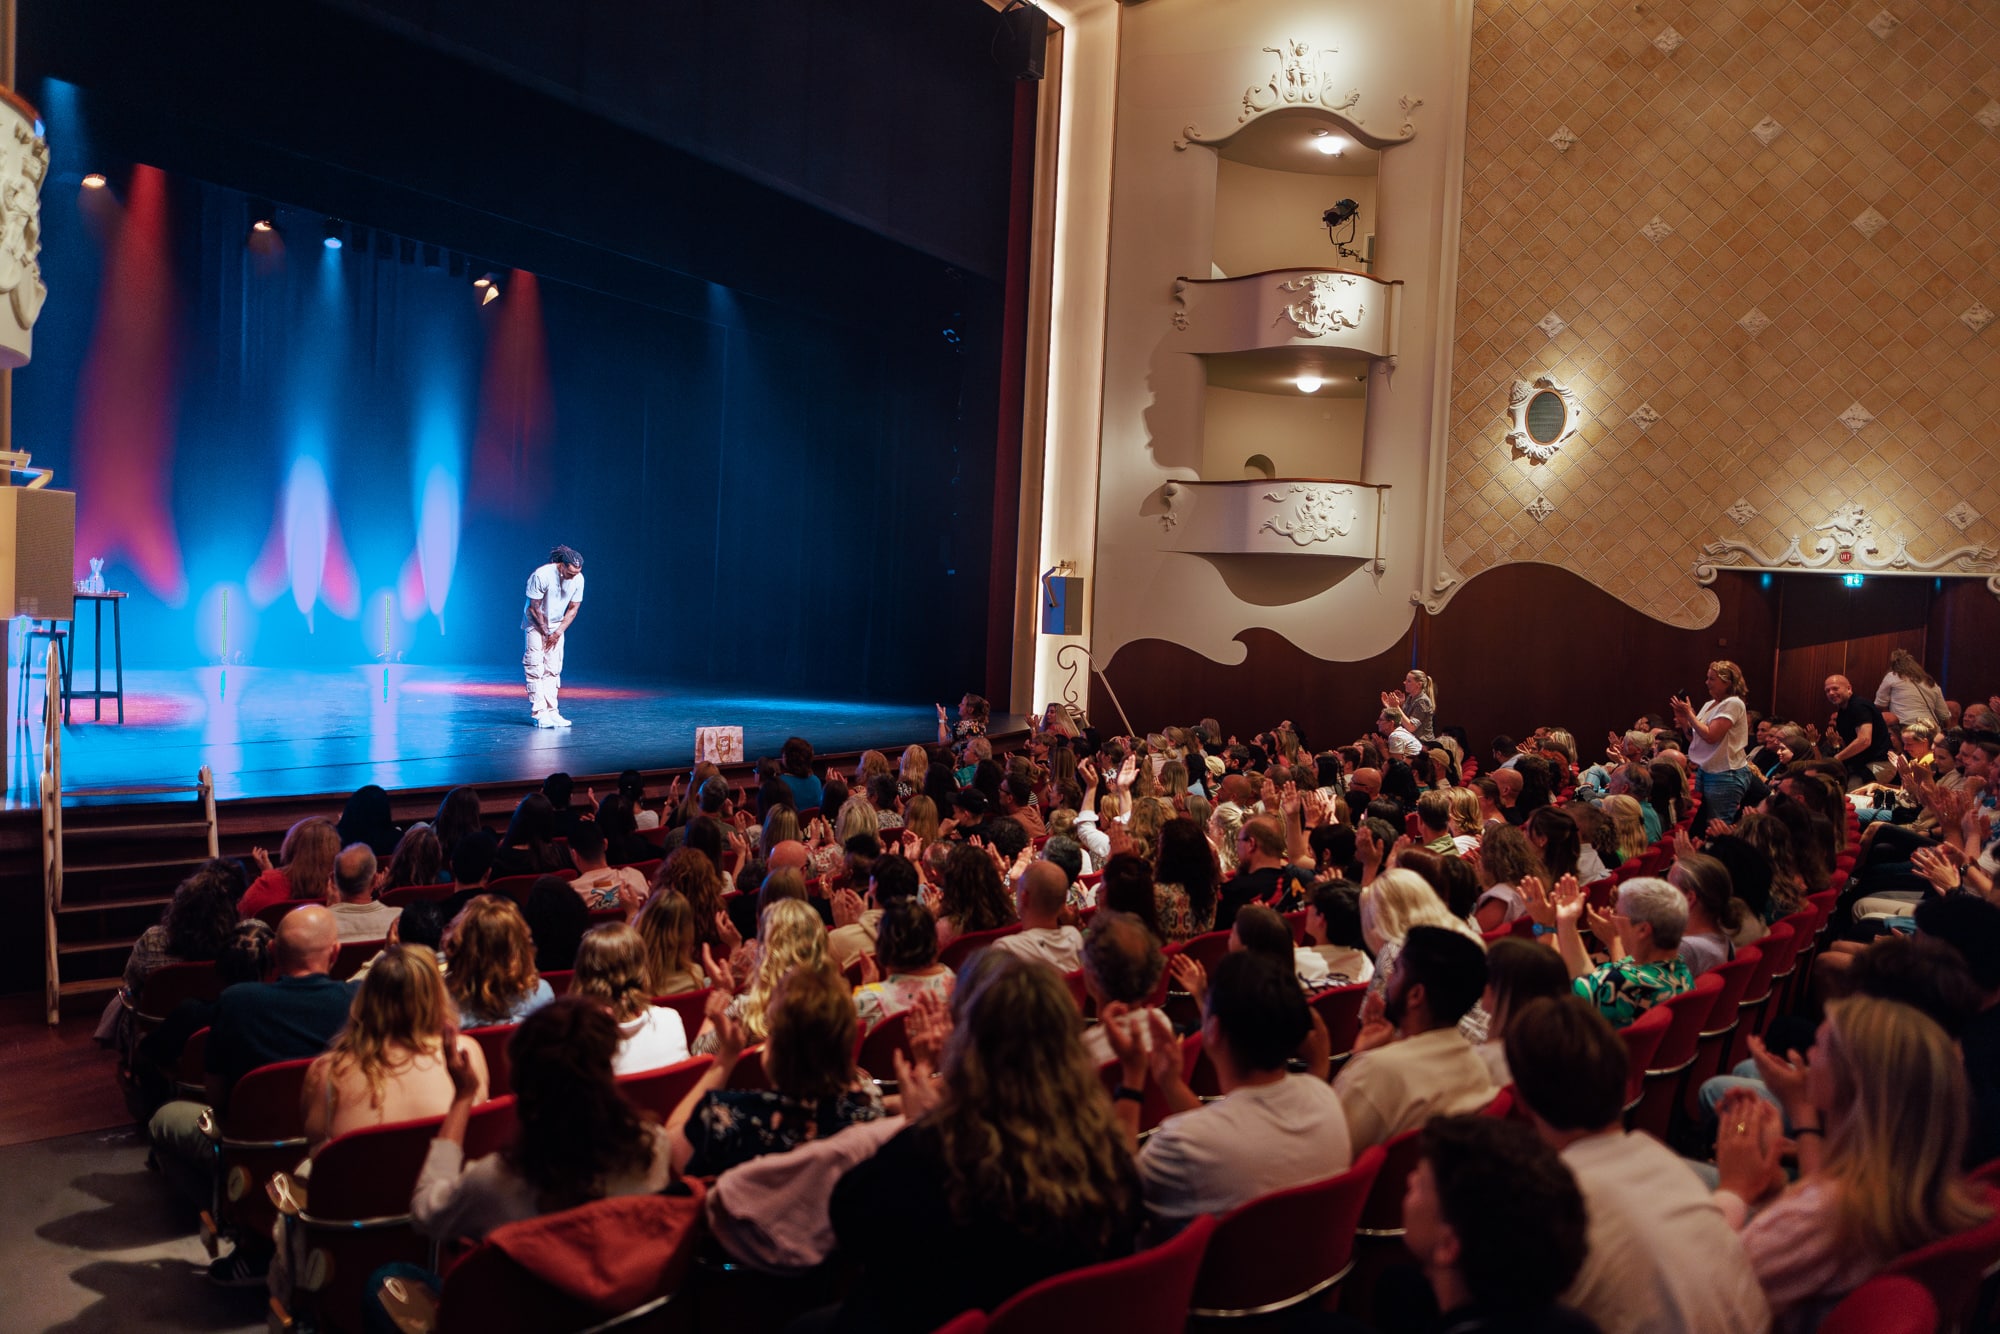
left=522, top=544, right=585, bottom=729
left=1672, top=660, right=1753, bottom=826
left=1874, top=648, right=1948, bottom=729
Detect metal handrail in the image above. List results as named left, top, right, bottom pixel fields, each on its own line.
left=40, top=642, right=62, bottom=1024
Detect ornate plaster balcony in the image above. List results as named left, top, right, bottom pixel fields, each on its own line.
left=1157, top=477, right=1387, bottom=564
left=1172, top=268, right=1402, bottom=368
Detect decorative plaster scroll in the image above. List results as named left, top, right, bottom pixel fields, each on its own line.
left=1505, top=375, right=1584, bottom=464
left=1694, top=504, right=2000, bottom=585
left=1751, top=117, right=1784, bottom=147
left=1838, top=402, right=1875, bottom=432
left=1535, top=312, right=1567, bottom=338
left=1261, top=483, right=1359, bottom=546
left=1171, top=278, right=1190, bottom=332
left=0, top=105, right=47, bottom=369
left=1274, top=272, right=1364, bottom=337
left=1640, top=215, right=1674, bottom=243
left=1962, top=303, right=1994, bottom=334
left=1946, top=502, right=1983, bottom=532
left=1726, top=498, right=1760, bottom=527
left=1652, top=27, right=1685, bottom=54
left=1177, top=37, right=1417, bottom=151
left=1548, top=125, right=1578, bottom=152
left=1526, top=495, right=1555, bottom=523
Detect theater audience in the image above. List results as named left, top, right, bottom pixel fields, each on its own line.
left=1334, top=924, right=1494, bottom=1150
left=1152, top=816, right=1220, bottom=943
left=570, top=923, right=689, bottom=1074
left=650, top=846, right=732, bottom=958
left=1538, top=875, right=1693, bottom=1027
left=829, top=853, right=919, bottom=967
left=521, top=874, right=589, bottom=972
left=991, top=861, right=1082, bottom=972
left=934, top=841, right=1017, bottom=948
left=1669, top=850, right=1747, bottom=978
left=1361, top=869, right=1486, bottom=1008
left=336, top=783, right=401, bottom=857
left=1506, top=996, right=1768, bottom=1334
left=328, top=843, right=401, bottom=941
left=430, top=787, right=485, bottom=870
left=240, top=816, right=342, bottom=918
left=853, top=897, right=955, bottom=1030
left=821, top=950, right=1140, bottom=1334
left=1401, top=1117, right=1598, bottom=1334
left=693, top=898, right=828, bottom=1054
left=114, top=860, right=241, bottom=1039
left=1298, top=880, right=1374, bottom=988
left=1715, top=996, right=1991, bottom=1330
left=667, top=962, right=881, bottom=1175
left=445, top=896, right=554, bottom=1028
left=1108, top=951, right=1344, bottom=1227
left=302, top=944, right=485, bottom=1148
left=633, top=888, right=708, bottom=997
left=490, top=793, right=573, bottom=879
left=1471, top=824, right=1545, bottom=930
left=380, top=824, right=443, bottom=892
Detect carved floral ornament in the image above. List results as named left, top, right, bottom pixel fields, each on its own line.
left=1505, top=376, right=1583, bottom=464
left=1275, top=272, right=1364, bottom=337
left=1175, top=38, right=1422, bottom=150
left=1695, top=502, right=2000, bottom=595
left=1262, top=483, right=1360, bottom=546
left=0, top=102, right=47, bottom=369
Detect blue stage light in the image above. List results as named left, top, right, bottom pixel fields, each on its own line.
left=323, top=236, right=342, bottom=250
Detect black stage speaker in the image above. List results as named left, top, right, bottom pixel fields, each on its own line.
left=999, top=2, right=1048, bottom=81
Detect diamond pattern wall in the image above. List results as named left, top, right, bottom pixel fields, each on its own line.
left=1444, top=0, right=2000, bottom=626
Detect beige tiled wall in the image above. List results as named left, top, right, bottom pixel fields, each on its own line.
left=1444, top=0, right=2000, bottom=626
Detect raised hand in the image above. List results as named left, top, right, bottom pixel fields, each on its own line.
left=1672, top=829, right=1697, bottom=863
left=892, top=1049, right=941, bottom=1118
left=251, top=846, right=273, bottom=873
left=1551, top=874, right=1585, bottom=927
left=1521, top=875, right=1558, bottom=928
left=1099, top=1000, right=1151, bottom=1086
left=857, top=953, right=881, bottom=985
left=1745, top=1034, right=1810, bottom=1115
left=715, top=910, right=744, bottom=955
left=1117, top=755, right=1139, bottom=791
left=905, top=990, right=953, bottom=1068
left=1706, top=817, right=1733, bottom=839
left=442, top=1026, right=480, bottom=1103
left=832, top=888, right=867, bottom=928
left=1714, top=1090, right=1789, bottom=1204
left=710, top=1007, right=748, bottom=1065
left=1167, top=953, right=1208, bottom=1008
left=701, top=942, right=737, bottom=996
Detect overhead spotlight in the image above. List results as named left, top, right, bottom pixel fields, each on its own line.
left=323, top=218, right=344, bottom=250
left=81, top=172, right=107, bottom=190
left=480, top=284, right=500, bottom=307
left=1295, top=373, right=1324, bottom=394
left=1312, top=130, right=1345, bottom=156
left=251, top=219, right=274, bottom=233
left=472, top=272, right=494, bottom=289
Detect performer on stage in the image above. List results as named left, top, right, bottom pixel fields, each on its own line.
left=523, top=545, right=585, bottom=728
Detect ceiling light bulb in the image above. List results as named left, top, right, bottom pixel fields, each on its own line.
left=472, top=274, right=493, bottom=289
left=251, top=219, right=273, bottom=233
left=1313, top=135, right=1345, bottom=156
left=81, top=173, right=107, bottom=189
left=1295, top=374, right=1324, bottom=394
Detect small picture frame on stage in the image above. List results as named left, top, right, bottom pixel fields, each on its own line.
left=695, top=726, right=744, bottom=765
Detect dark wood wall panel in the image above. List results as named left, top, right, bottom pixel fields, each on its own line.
left=1930, top=578, right=2000, bottom=710
left=1770, top=575, right=1930, bottom=728
left=1095, top=566, right=1779, bottom=758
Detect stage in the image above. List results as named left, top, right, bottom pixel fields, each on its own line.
left=4, top=665, right=950, bottom=808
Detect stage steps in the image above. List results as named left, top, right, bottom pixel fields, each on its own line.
left=42, top=777, right=219, bottom=1021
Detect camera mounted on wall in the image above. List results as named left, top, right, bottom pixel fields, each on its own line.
left=1322, top=198, right=1364, bottom=262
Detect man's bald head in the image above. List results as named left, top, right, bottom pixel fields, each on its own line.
left=275, top=905, right=339, bottom=977
left=767, top=840, right=810, bottom=873
left=1017, top=859, right=1069, bottom=922
left=1349, top=767, right=1382, bottom=798
left=1493, top=769, right=1523, bottom=800
left=1825, top=675, right=1854, bottom=705
left=334, top=843, right=377, bottom=901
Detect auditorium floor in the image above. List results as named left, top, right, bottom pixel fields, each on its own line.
left=0, top=1124, right=263, bottom=1334
left=0, top=995, right=128, bottom=1149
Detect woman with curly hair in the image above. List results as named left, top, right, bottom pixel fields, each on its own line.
left=303, top=944, right=486, bottom=1148
left=239, top=817, right=342, bottom=918
left=691, top=897, right=828, bottom=1054
left=825, top=949, right=1142, bottom=1333
left=381, top=825, right=443, bottom=891
left=1737, top=810, right=1811, bottom=921
left=649, top=846, right=729, bottom=955
left=1471, top=824, right=1548, bottom=931
left=444, top=896, right=554, bottom=1028
left=935, top=842, right=1018, bottom=948
left=406, top=996, right=671, bottom=1241
left=571, top=924, right=688, bottom=1074
left=121, top=861, right=242, bottom=997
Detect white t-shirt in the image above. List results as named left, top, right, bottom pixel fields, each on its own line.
left=329, top=900, right=402, bottom=941
left=992, top=925, right=1084, bottom=974
left=1561, top=1131, right=1770, bottom=1334
left=1689, top=696, right=1748, bottom=773
left=613, top=1005, right=690, bottom=1076
left=520, top=562, right=585, bottom=632
left=1385, top=727, right=1424, bottom=758
left=1137, top=1074, right=1353, bottom=1221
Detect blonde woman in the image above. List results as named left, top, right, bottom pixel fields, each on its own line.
left=691, top=897, right=827, bottom=1054
left=1447, top=787, right=1484, bottom=852
left=1158, top=759, right=1191, bottom=811
left=1599, top=795, right=1650, bottom=866
left=898, top=745, right=930, bottom=800
left=902, top=794, right=941, bottom=848
left=1382, top=669, right=1437, bottom=743
left=571, top=924, right=688, bottom=1075
left=854, top=749, right=893, bottom=789
left=303, top=945, right=486, bottom=1148
left=1362, top=869, right=1488, bottom=1011
left=445, top=896, right=554, bottom=1029
left=1717, top=997, right=1990, bottom=1330
left=632, top=889, right=707, bottom=996
left=1673, top=660, right=1755, bottom=824
left=761, top=805, right=802, bottom=855
left=808, top=796, right=882, bottom=878
left=240, top=816, right=343, bottom=918
left=1874, top=648, right=1947, bottom=730
left=1125, top=795, right=1170, bottom=865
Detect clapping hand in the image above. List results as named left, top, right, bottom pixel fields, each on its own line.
left=442, top=1026, right=480, bottom=1104
left=832, top=888, right=867, bottom=928
left=1714, top=1090, right=1791, bottom=1204
left=1521, top=875, right=1558, bottom=928
left=1117, top=755, right=1139, bottom=791
left=1100, top=1000, right=1152, bottom=1088
left=714, top=910, right=744, bottom=954
left=905, top=990, right=953, bottom=1068
left=1706, top=817, right=1733, bottom=839
left=891, top=1049, right=941, bottom=1118
left=1550, top=874, right=1585, bottom=928
left=1167, top=953, right=1208, bottom=1008
left=1672, top=829, right=1697, bottom=863
left=701, top=942, right=737, bottom=996
left=1746, top=1034, right=1811, bottom=1116
left=857, top=953, right=881, bottom=985
left=709, top=1005, right=748, bottom=1066
left=1913, top=844, right=1963, bottom=895
left=251, top=846, right=273, bottom=873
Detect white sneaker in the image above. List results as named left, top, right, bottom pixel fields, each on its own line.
left=551, top=714, right=573, bottom=728
left=534, top=714, right=559, bottom=729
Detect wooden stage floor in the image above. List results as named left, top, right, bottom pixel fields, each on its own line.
left=5, top=665, right=947, bottom=809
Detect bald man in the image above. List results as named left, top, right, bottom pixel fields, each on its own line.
left=993, top=861, right=1083, bottom=972
left=1824, top=674, right=1891, bottom=785
left=147, top=905, right=355, bottom=1245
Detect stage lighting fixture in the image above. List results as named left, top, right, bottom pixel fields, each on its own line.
left=323, top=218, right=345, bottom=250
left=251, top=219, right=274, bottom=233
left=81, top=173, right=107, bottom=190
left=472, top=273, right=493, bottom=289
left=480, top=284, right=500, bottom=306
left=1295, top=373, right=1324, bottom=394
